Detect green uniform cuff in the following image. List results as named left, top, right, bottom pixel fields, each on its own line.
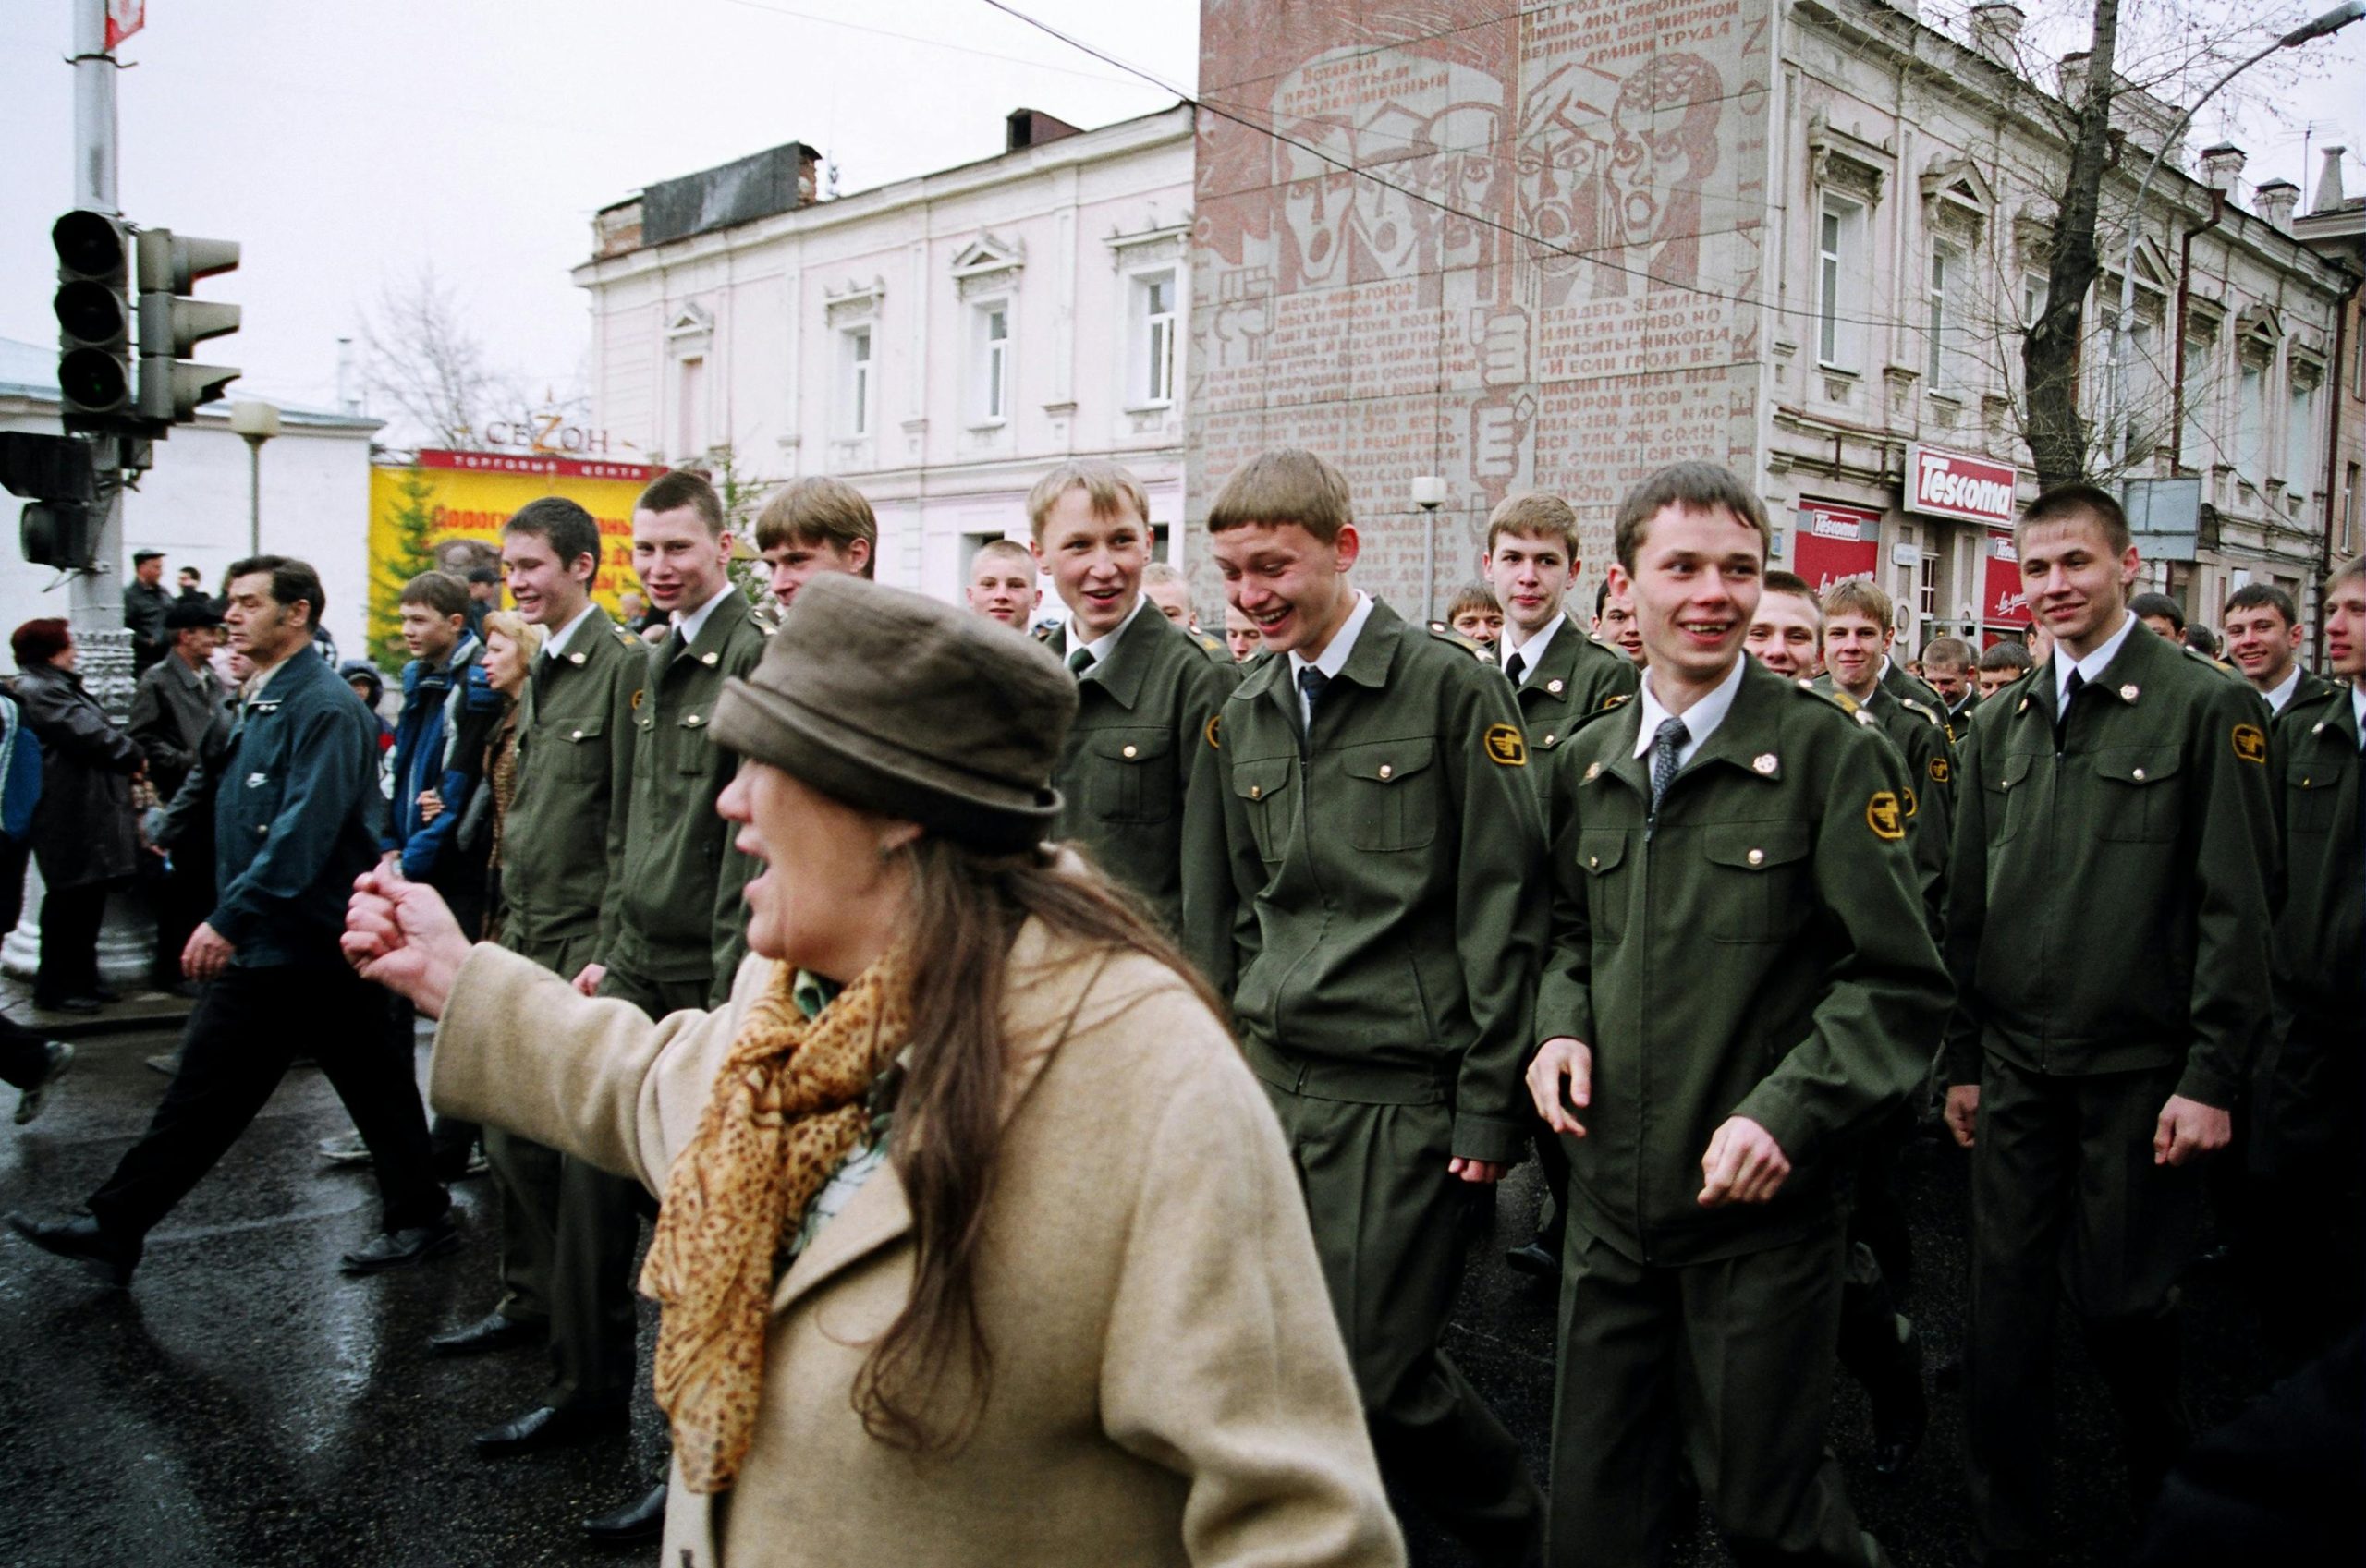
left=1450, top=1112, right=1530, bottom=1167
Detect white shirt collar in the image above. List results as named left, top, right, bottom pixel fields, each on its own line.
left=2261, top=662, right=2303, bottom=714
left=2056, top=609, right=2138, bottom=712
left=673, top=584, right=734, bottom=648
left=1632, top=655, right=1747, bottom=768
left=542, top=600, right=598, bottom=661
left=2352, top=682, right=2364, bottom=738
left=1067, top=592, right=1147, bottom=673
left=1287, top=590, right=1375, bottom=724
left=1498, top=610, right=1565, bottom=682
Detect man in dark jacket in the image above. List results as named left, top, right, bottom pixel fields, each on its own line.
left=6, top=556, right=453, bottom=1287
left=129, top=598, right=226, bottom=988
left=122, top=549, right=174, bottom=674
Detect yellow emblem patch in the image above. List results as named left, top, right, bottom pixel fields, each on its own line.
left=1866, top=791, right=1905, bottom=841
left=629, top=688, right=645, bottom=711
left=1482, top=723, right=1528, bottom=767
left=1204, top=714, right=1221, bottom=751
left=2232, top=723, right=2266, bottom=764
left=1902, top=786, right=1919, bottom=819
left=1929, top=757, right=1949, bottom=784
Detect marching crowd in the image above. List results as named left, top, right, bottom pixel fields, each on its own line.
left=3, top=445, right=2359, bottom=1568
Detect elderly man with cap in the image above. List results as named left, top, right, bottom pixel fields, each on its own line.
left=343, top=572, right=1404, bottom=1568
left=124, top=549, right=175, bottom=674
left=129, top=595, right=228, bottom=989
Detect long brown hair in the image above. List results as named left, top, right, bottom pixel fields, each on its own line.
left=849, top=837, right=1227, bottom=1452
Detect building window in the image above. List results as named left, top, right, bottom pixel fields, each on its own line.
left=842, top=326, right=872, bottom=438
left=2125, top=318, right=2161, bottom=454
left=2344, top=461, right=2360, bottom=553
left=975, top=303, right=1010, bottom=424
left=2285, top=371, right=2318, bottom=492
left=2020, top=272, right=2049, bottom=329
left=2179, top=331, right=2214, bottom=468
left=2238, top=354, right=2268, bottom=483
left=676, top=356, right=705, bottom=459
left=1815, top=200, right=1861, bottom=369
left=1926, top=244, right=1967, bottom=391
left=1136, top=270, right=1177, bottom=406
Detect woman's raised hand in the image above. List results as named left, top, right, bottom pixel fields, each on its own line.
left=344, top=863, right=472, bottom=1019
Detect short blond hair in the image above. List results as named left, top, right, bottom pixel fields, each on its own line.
left=754, top=477, right=877, bottom=575
left=1486, top=492, right=1580, bottom=558
left=1025, top=460, right=1150, bottom=541
left=1206, top=448, right=1353, bottom=542
left=970, top=538, right=1033, bottom=573
left=1821, top=578, right=1895, bottom=635
left=481, top=610, right=547, bottom=662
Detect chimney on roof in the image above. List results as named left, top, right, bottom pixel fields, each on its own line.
left=2059, top=51, right=2092, bottom=105
left=1970, top=4, right=2025, bottom=65
left=1007, top=107, right=1084, bottom=152
left=2315, top=146, right=2348, bottom=213
left=2199, top=143, right=2246, bottom=194
left=2254, top=178, right=2299, bottom=230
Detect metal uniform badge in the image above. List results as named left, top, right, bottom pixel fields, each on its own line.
left=1751, top=753, right=1777, bottom=775
left=1546, top=679, right=1565, bottom=695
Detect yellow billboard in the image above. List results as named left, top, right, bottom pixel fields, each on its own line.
left=367, top=449, right=661, bottom=669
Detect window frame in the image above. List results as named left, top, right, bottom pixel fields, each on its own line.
left=842, top=324, right=873, bottom=439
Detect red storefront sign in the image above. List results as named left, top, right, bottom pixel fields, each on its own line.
left=1906, top=444, right=2018, bottom=528
left=1982, top=530, right=2031, bottom=637
left=1792, top=502, right=1881, bottom=593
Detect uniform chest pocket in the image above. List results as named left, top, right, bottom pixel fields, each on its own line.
left=1575, top=828, right=1630, bottom=944
left=550, top=715, right=608, bottom=779
left=1994, top=749, right=2039, bottom=842
left=1230, top=759, right=1296, bottom=864
left=2091, top=746, right=2183, bottom=842
left=1702, top=820, right=1811, bottom=943
left=1338, top=738, right=1438, bottom=852
left=1086, top=728, right=1176, bottom=824
left=675, top=710, right=715, bottom=773
left=2286, top=759, right=2348, bottom=835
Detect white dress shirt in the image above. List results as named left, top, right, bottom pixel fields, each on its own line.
left=2055, top=609, right=2139, bottom=714
left=2261, top=663, right=2303, bottom=715
left=1632, top=655, right=1747, bottom=770
left=1498, top=611, right=1566, bottom=687
left=1066, top=592, right=1147, bottom=675
left=671, top=583, right=733, bottom=647
left=542, top=601, right=598, bottom=661
left=1287, top=590, right=1376, bottom=726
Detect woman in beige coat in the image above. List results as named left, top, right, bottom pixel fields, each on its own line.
left=345, top=574, right=1402, bottom=1568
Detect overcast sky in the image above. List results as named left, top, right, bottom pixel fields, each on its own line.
left=2, top=0, right=2354, bottom=427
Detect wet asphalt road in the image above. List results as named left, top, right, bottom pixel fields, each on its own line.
left=1, top=1027, right=2285, bottom=1568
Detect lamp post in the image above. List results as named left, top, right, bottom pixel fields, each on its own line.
left=1411, top=474, right=1446, bottom=624
left=229, top=398, right=279, bottom=553
left=2107, top=1, right=2365, bottom=468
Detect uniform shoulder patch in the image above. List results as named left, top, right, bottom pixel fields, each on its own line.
left=1897, top=696, right=1942, bottom=727
left=1866, top=790, right=1906, bottom=840
left=1482, top=723, right=1528, bottom=766
left=629, top=687, right=645, bottom=711
left=2231, top=722, right=2266, bottom=764
left=1799, top=684, right=1858, bottom=715
left=1204, top=713, right=1221, bottom=751
left=613, top=625, right=641, bottom=648
left=1929, top=755, right=1950, bottom=783
left=1428, top=623, right=1487, bottom=659
left=1600, top=691, right=1632, bottom=711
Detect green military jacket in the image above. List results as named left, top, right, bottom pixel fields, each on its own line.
left=605, top=588, right=769, bottom=1005
left=2264, top=665, right=2340, bottom=719
left=1536, top=658, right=1950, bottom=1266
left=1811, top=662, right=1957, bottom=936
left=498, top=605, right=640, bottom=958
left=1218, top=596, right=1546, bottom=1165
left=1040, top=602, right=1240, bottom=992
left=1502, top=613, right=1640, bottom=784
left=2269, top=681, right=2360, bottom=1033
left=1941, top=621, right=2277, bottom=1106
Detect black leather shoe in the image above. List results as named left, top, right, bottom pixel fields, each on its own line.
left=581, top=1481, right=668, bottom=1544
left=6, top=1212, right=139, bottom=1287
left=1505, top=1239, right=1559, bottom=1279
left=473, top=1402, right=628, bottom=1456
left=35, top=995, right=102, bottom=1015
left=339, top=1217, right=459, bottom=1274
left=432, top=1310, right=544, bottom=1356
left=1868, top=1322, right=1929, bottom=1479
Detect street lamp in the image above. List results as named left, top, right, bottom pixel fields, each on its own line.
left=2107, top=1, right=2366, bottom=467
left=228, top=398, right=279, bottom=553
left=1411, top=474, right=1446, bottom=624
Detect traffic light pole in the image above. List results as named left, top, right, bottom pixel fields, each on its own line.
left=67, top=0, right=133, bottom=718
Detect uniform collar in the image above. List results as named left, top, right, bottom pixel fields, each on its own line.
left=1288, top=590, right=1375, bottom=688
left=672, top=584, right=734, bottom=648
left=1066, top=592, right=1147, bottom=674
left=2055, top=609, right=2138, bottom=711
left=542, top=601, right=600, bottom=661
left=1498, top=610, right=1565, bottom=682
left=1074, top=596, right=1174, bottom=711
left=2261, top=662, right=2302, bottom=714
left=1632, top=654, right=1746, bottom=762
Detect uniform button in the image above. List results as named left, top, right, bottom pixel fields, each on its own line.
left=2302, top=776, right=2312, bottom=786
left=1122, top=744, right=1138, bottom=759
left=1543, top=734, right=1557, bottom=747
left=1378, top=763, right=1393, bottom=780
left=1547, top=679, right=1565, bottom=695
left=1747, top=848, right=1764, bottom=866
left=2131, top=767, right=2145, bottom=781
left=570, top=728, right=584, bottom=740
left=1250, top=784, right=1262, bottom=800
left=1588, top=855, right=1599, bottom=869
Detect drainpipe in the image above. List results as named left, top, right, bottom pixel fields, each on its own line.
left=2320, top=273, right=2359, bottom=666
left=2169, top=188, right=2226, bottom=474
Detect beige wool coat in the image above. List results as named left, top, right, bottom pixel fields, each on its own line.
left=430, top=920, right=1405, bottom=1568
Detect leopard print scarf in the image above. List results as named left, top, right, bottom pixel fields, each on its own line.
left=640, top=950, right=912, bottom=1494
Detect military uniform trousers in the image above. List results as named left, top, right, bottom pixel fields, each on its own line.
left=479, top=929, right=603, bottom=1338
left=1248, top=1040, right=1543, bottom=1557
left=1551, top=1216, right=1888, bottom=1568
left=1967, top=1054, right=2200, bottom=1554
left=88, top=963, right=448, bottom=1243
left=2246, top=1020, right=2363, bottom=1367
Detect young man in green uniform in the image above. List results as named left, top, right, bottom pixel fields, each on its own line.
left=1921, top=636, right=1980, bottom=730
left=754, top=475, right=875, bottom=612
left=1481, top=491, right=1638, bottom=1282
left=1031, top=461, right=1238, bottom=991
left=1814, top=579, right=1957, bottom=931
left=1941, top=485, right=2276, bottom=1567
left=1528, top=460, right=1947, bottom=1568
left=1745, top=569, right=1824, bottom=680
left=2246, top=555, right=2363, bottom=1366
left=2223, top=581, right=2335, bottom=717
left=1211, top=447, right=1547, bottom=1559
left=965, top=537, right=1040, bottom=632
left=442, top=500, right=646, bottom=1472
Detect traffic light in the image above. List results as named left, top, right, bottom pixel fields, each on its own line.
left=0, top=431, right=100, bottom=569
left=136, top=227, right=241, bottom=427
left=52, top=210, right=135, bottom=430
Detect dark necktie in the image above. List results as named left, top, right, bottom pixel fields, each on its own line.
left=1504, top=650, right=1527, bottom=687
left=1649, top=714, right=1689, bottom=816
left=1297, top=665, right=1331, bottom=755
left=1067, top=646, right=1094, bottom=680
left=2055, top=669, right=2084, bottom=751
left=530, top=653, right=556, bottom=708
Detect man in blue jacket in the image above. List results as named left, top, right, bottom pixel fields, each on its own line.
left=6, top=556, right=453, bottom=1285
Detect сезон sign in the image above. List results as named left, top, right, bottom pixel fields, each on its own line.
left=1905, top=444, right=2018, bottom=528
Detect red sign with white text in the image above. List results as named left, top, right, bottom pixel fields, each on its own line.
left=1906, top=444, right=2019, bottom=528
left=105, top=0, right=144, bottom=51
left=1791, top=502, right=1882, bottom=594
left=1982, top=530, right=2031, bottom=633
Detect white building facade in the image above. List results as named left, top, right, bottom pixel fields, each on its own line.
left=572, top=106, right=1195, bottom=602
